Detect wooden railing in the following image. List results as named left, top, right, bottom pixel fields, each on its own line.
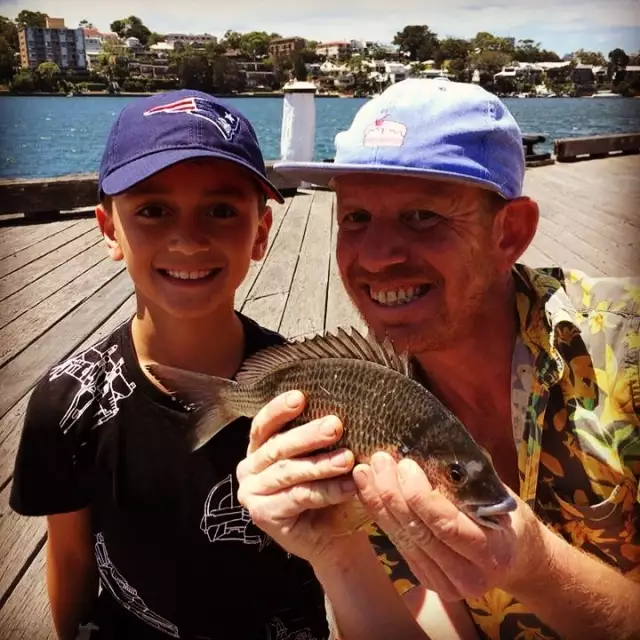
left=1, top=133, right=638, bottom=219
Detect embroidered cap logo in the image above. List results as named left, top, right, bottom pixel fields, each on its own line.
left=143, top=97, right=241, bottom=142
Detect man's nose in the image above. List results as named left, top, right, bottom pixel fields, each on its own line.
left=357, top=221, right=408, bottom=273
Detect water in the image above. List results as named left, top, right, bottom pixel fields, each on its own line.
left=1, top=94, right=638, bottom=179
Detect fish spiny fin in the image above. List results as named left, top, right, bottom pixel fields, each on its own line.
left=145, top=364, right=239, bottom=451
left=235, top=326, right=411, bottom=385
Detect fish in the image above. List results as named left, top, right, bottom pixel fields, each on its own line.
left=146, top=327, right=516, bottom=529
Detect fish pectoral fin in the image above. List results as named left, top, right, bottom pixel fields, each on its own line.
left=145, top=364, right=238, bottom=451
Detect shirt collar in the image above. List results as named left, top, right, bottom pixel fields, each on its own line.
left=512, top=264, right=582, bottom=388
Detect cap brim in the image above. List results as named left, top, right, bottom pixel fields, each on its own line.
left=273, top=161, right=508, bottom=197
left=102, top=148, right=285, bottom=204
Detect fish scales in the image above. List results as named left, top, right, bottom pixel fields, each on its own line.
left=146, top=327, right=518, bottom=528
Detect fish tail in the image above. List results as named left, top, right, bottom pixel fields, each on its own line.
left=146, top=364, right=240, bottom=451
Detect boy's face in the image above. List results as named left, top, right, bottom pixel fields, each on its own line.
left=96, top=158, right=272, bottom=321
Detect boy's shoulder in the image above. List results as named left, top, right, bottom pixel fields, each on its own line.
left=29, top=317, right=135, bottom=435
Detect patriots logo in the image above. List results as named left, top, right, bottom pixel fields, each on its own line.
left=143, top=97, right=241, bottom=141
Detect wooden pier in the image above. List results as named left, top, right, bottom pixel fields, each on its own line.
left=0, top=149, right=639, bottom=638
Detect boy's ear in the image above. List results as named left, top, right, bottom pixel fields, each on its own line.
left=492, top=197, right=539, bottom=272
left=251, top=205, right=273, bottom=261
left=95, top=204, right=124, bottom=262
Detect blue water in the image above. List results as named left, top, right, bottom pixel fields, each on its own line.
left=1, top=95, right=639, bottom=179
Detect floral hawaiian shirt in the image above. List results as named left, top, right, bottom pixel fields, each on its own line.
left=366, top=263, right=640, bottom=639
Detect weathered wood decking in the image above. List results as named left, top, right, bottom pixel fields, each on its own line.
left=0, top=155, right=639, bottom=638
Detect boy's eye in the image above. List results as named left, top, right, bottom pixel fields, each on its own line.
left=209, top=204, right=238, bottom=219
left=137, top=205, right=167, bottom=218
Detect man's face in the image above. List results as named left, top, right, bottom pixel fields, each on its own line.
left=96, top=158, right=271, bottom=321
left=333, top=173, right=510, bottom=354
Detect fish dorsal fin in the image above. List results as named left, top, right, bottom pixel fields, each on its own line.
left=235, top=326, right=411, bottom=385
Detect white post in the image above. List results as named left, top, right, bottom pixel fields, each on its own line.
left=280, top=80, right=317, bottom=189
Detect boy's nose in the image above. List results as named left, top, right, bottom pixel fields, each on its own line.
left=167, top=227, right=210, bottom=255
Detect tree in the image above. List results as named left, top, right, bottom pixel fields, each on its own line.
left=15, top=10, right=47, bottom=29
left=35, top=61, right=60, bottom=91
left=393, top=25, right=439, bottom=61
left=79, top=19, right=94, bottom=29
left=513, top=39, right=542, bottom=63
left=573, top=49, right=605, bottom=66
left=0, top=16, right=18, bottom=49
left=240, top=31, right=272, bottom=59
left=608, top=47, right=629, bottom=84
left=110, top=16, right=151, bottom=46
left=472, top=31, right=514, bottom=54
left=434, top=37, right=470, bottom=70
left=0, top=36, right=16, bottom=82
left=222, top=30, right=243, bottom=50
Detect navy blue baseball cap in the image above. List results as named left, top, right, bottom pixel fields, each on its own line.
left=274, top=78, right=525, bottom=199
left=98, top=89, right=284, bottom=203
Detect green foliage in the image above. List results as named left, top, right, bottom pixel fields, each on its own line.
left=393, top=25, right=439, bottom=61
left=110, top=16, right=151, bottom=46
left=15, top=10, right=47, bottom=29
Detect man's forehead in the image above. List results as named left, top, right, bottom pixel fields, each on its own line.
left=333, top=174, right=474, bottom=204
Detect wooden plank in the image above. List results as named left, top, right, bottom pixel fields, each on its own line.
left=0, top=218, right=97, bottom=280
left=279, top=190, right=333, bottom=339
left=0, top=294, right=136, bottom=488
left=520, top=242, right=556, bottom=269
left=0, top=240, right=106, bottom=326
left=0, top=544, right=56, bottom=640
left=0, top=270, right=133, bottom=421
left=0, top=163, right=301, bottom=217
left=0, top=483, right=46, bottom=606
left=0, top=257, right=125, bottom=368
left=554, top=132, right=640, bottom=161
left=0, top=218, right=83, bottom=260
left=525, top=157, right=640, bottom=229
left=234, top=198, right=291, bottom=308
left=241, top=193, right=314, bottom=330
left=325, top=193, right=366, bottom=334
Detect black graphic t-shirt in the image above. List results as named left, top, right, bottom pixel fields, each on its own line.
left=10, top=313, right=329, bottom=640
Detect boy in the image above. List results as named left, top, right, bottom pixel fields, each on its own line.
left=9, top=90, right=335, bottom=640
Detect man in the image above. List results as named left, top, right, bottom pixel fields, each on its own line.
left=236, top=78, right=640, bottom=639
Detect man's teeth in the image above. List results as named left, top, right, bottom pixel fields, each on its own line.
left=165, top=269, right=215, bottom=280
left=369, top=285, right=429, bottom=306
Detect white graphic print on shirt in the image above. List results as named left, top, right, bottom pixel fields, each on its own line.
left=49, top=337, right=136, bottom=435
left=201, top=474, right=271, bottom=550
left=95, top=533, right=181, bottom=638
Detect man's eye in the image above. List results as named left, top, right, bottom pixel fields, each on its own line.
left=210, top=204, right=237, bottom=219
left=136, top=205, right=166, bottom=218
left=342, top=210, right=370, bottom=225
left=404, top=210, right=440, bottom=227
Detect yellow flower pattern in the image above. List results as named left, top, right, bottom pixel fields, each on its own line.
left=366, top=264, right=640, bottom=639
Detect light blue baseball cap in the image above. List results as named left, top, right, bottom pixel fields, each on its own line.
left=274, top=78, right=526, bottom=199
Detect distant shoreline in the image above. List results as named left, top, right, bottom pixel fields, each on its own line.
left=0, top=90, right=354, bottom=99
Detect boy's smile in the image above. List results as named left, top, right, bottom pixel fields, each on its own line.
left=97, top=158, right=272, bottom=322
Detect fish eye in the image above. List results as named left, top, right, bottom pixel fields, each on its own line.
left=446, top=462, right=468, bottom=486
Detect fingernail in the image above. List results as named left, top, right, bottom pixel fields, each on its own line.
left=352, top=467, right=367, bottom=490
left=371, top=452, right=390, bottom=473
left=321, top=416, right=340, bottom=437
left=285, top=390, right=303, bottom=408
left=398, top=459, right=421, bottom=484
left=334, top=450, right=353, bottom=468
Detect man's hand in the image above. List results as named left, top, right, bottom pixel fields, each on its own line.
left=236, top=391, right=363, bottom=563
left=353, top=451, right=543, bottom=601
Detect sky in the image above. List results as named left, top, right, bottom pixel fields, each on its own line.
left=1, top=0, right=639, bottom=56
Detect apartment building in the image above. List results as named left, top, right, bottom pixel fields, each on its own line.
left=316, top=41, right=351, bottom=58
left=18, top=17, right=86, bottom=71
left=268, top=37, right=306, bottom=58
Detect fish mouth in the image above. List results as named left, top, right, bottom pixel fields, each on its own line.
left=464, top=494, right=518, bottom=530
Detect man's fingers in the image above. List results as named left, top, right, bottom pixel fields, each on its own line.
left=248, top=390, right=306, bottom=453
left=239, top=476, right=358, bottom=526
left=243, top=448, right=355, bottom=495
left=239, top=416, right=344, bottom=479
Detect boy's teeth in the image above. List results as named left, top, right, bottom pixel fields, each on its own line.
left=370, top=285, right=427, bottom=306
left=165, top=270, right=214, bottom=280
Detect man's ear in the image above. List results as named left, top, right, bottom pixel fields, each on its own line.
left=95, top=204, right=124, bottom=262
left=492, top=197, right=539, bottom=271
left=251, top=205, right=273, bottom=262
